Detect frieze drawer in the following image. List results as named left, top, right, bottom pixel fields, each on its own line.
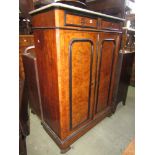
left=65, top=13, right=97, bottom=28
left=101, top=20, right=120, bottom=30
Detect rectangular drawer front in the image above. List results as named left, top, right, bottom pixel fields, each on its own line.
left=84, top=17, right=97, bottom=28
left=101, top=20, right=120, bottom=30
left=65, top=13, right=97, bottom=28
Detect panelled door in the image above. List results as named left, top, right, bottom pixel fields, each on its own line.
left=63, top=31, right=98, bottom=131
left=95, top=32, right=120, bottom=115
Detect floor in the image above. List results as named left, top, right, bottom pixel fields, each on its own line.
left=27, top=86, right=135, bottom=155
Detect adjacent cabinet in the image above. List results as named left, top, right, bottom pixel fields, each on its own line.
left=30, top=4, right=123, bottom=153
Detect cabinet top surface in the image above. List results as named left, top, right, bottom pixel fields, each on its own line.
left=122, top=27, right=135, bottom=32
left=29, top=3, right=125, bottom=22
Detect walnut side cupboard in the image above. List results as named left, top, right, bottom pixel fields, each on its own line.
left=30, top=3, right=124, bottom=153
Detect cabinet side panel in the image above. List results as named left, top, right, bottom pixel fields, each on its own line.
left=33, top=30, right=60, bottom=136
left=32, top=10, right=55, bottom=27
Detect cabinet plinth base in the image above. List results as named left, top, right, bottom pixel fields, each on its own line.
left=60, top=147, right=71, bottom=154
left=41, top=107, right=116, bottom=153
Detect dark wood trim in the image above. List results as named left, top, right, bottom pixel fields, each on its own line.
left=32, top=26, right=122, bottom=34
left=69, top=39, right=94, bottom=130
left=106, top=40, right=116, bottom=106
left=93, top=33, right=99, bottom=118
left=95, top=39, right=116, bottom=114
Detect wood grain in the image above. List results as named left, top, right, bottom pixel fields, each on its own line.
left=96, top=38, right=115, bottom=113
left=71, top=41, right=92, bottom=129
left=33, top=29, right=61, bottom=137
left=31, top=8, right=123, bottom=151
